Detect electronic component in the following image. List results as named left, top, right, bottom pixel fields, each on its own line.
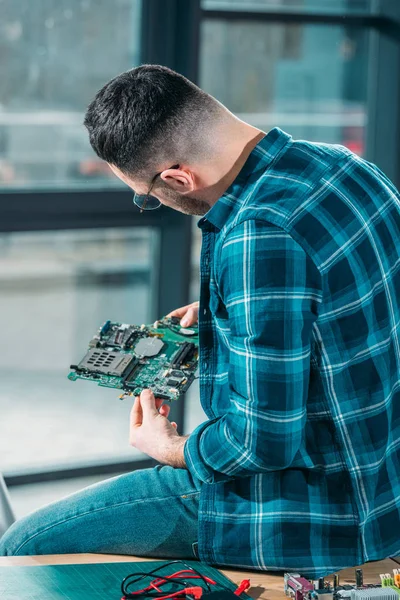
left=350, top=590, right=399, bottom=600
left=171, top=342, right=196, bottom=368
left=394, top=571, right=400, bottom=588
left=101, top=320, right=111, bottom=334
left=76, top=349, right=137, bottom=377
left=167, top=378, right=181, bottom=387
left=356, top=570, right=364, bottom=588
left=68, top=317, right=198, bottom=402
left=285, top=569, right=400, bottom=600
left=285, top=573, right=314, bottom=600
left=179, top=328, right=196, bottom=336
left=134, top=336, right=164, bottom=357
left=381, top=574, right=396, bottom=588
left=170, top=369, right=185, bottom=378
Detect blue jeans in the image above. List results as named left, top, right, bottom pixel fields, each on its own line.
left=0, top=465, right=201, bottom=557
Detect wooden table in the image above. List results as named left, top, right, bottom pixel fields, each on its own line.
left=1, top=554, right=399, bottom=599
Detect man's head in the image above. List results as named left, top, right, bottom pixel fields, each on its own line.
left=84, top=64, right=262, bottom=215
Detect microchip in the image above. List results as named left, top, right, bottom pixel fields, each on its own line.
left=77, top=349, right=136, bottom=377
left=167, top=378, right=181, bottom=387
left=170, top=370, right=184, bottom=378
left=134, top=336, right=164, bottom=357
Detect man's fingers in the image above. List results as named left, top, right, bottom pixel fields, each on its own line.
left=159, top=403, right=171, bottom=418
left=167, top=302, right=199, bottom=326
left=140, top=389, right=158, bottom=418
left=180, top=306, right=198, bottom=327
left=166, top=304, right=193, bottom=318
left=171, top=421, right=178, bottom=429
left=155, top=398, right=164, bottom=410
left=134, top=394, right=167, bottom=419
left=130, top=395, right=143, bottom=429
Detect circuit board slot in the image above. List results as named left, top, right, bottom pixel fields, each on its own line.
left=171, top=342, right=196, bottom=368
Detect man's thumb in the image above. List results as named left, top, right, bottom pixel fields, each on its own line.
left=140, top=389, right=158, bottom=416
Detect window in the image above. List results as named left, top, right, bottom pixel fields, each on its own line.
left=200, top=20, right=369, bottom=155
left=0, top=0, right=141, bottom=190
left=0, top=227, right=159, bottom=472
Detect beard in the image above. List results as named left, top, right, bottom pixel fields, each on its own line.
left=158, top=185, right=210, bottom=216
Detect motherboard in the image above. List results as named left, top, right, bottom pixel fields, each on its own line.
left=284, top=568, right=400, bottom=600
left=68, top=317, right=199, bottom=402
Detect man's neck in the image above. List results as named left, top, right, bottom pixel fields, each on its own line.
left=203, top=125, right=266, bottom=208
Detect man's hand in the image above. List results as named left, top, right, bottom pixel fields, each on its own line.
left=129, top=389, right=188, bottom=468
left=167, top=301, right=199, bottom=327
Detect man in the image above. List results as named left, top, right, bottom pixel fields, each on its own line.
left=1, top=64, right=399, bottom=578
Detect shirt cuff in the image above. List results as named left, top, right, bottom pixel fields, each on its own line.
left=184, top=418, right=233, bottom=484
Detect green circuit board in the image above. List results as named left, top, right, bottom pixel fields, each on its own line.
left=68, top=317, right=198, bottom=401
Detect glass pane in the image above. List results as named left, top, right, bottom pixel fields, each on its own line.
left=202, top=0, right=376, bottom=14
left=0, top=227, right=159, bottom=473
left=200, top=20, right=368, bottom=155
left=0, top=0, right=141, bottom=190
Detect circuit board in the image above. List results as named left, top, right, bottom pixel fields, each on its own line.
left=68, top=317, right=198, bottom=402
left=284, top=568, right=400, bottom=600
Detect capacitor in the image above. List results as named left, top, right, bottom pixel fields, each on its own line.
left=355, top=569, right=363, bottom=588
left=333, top=574, right=339, bottom=589
left=318, top=578, right=325, bottom=591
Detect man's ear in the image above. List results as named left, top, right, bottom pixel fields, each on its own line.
left=160, top=166, right=195, bottom=192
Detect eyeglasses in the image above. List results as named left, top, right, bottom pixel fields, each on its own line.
left=133, top=164, right=180, bottom=213
left=133, top=173, right=161, bottom=212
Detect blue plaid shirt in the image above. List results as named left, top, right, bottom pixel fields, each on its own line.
left=183, top=127, right=400, bottom=577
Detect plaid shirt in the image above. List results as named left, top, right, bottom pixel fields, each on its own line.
left=183, top=127, right=400, bottom=577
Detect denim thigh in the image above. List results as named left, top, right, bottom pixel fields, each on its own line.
left=0, top=465, right=201, bottom=558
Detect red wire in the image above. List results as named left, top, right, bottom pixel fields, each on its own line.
left=149, top=587, right=203, bottom=599
left=122, top=567, right=215, bottom=598
left=162, top=569, right=216, bottom=584
left=122, top=586, right=203, bottom=600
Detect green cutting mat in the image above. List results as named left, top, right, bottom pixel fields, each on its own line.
left=0, top=560, right=251, bottom=599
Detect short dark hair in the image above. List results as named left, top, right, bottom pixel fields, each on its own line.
left=83, top=64, right=223, bottom=178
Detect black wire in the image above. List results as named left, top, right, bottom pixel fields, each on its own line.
left=121, top=559, right=213, bottom=598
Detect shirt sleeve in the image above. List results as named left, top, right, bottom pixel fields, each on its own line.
left=184, top=218, right=323, bottom=484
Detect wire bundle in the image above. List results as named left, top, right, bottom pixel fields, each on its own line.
left=120, top=560, right=215, bottom=599
left=120, top=559, right=251, bottom=599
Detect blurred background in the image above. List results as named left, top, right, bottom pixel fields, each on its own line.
left=1, top=0, right=399, bottom=517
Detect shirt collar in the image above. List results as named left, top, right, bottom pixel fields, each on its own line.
left=198, top=127, right=292, bottom=231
